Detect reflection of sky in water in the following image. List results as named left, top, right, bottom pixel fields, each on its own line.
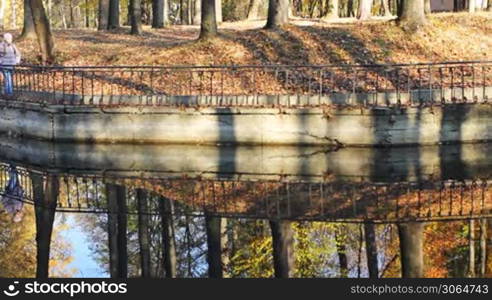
left=57, top=213, right=105, bottom=278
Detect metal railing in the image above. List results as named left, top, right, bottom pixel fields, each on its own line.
left=1, top=164, right=490, bottom=222
left=0, top=61, right=491, bottom=107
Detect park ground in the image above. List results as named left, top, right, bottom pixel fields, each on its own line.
left=14, top=12, right=492, bottom=66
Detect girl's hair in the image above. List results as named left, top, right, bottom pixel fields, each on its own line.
left=3, top=33, right=13, bottom=44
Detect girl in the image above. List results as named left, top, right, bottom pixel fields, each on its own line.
left=0, top=33, right=21, bottom=96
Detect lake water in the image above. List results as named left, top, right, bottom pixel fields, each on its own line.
left=0, top=137, right=491, bottom=278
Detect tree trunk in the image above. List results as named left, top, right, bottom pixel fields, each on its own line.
left=152, top=0, right=164, bottom=28
left=206, top=215, right=224, bottom=278
left=187, top=0, right=192, bottom=24
left=160, top=197, right=177, bottom=278
left=108, top=0, right=119, bottom=28
left=348, top=0, right=356, bottom=17
left=322, top=0, right=339, bottom=19
left=30, top=0, right=55, bottom=64
left=84, top=0, right=91, bottom=28
left=61, top=6, right=68, bottom=29
left=107, top=184, right=119, bottom=278
left=106, top=184, right=128, bottom=278
left=357, top=0, right=373, bottom=20
left=32, top=174, right=58, bottom=278
left=398, top=222, right=424, bottom=278
left=265, top=0, right=289, bottom=29
left=0, top=0, right=6, bottom=30
left=469, top=0, right=476, bottom=12
left=180, top=0, right=184, bottom=23
left=193, top=0, right=201, bottom=24
left=335, top=227, right=348, bottom=277
left=397, top=0, right=426, bottom=32
left=488, top=0, right=492, bottom=11
left=85, top=0, right=90, bottom=27
left=364, top=223, right=379, bottom=278
left=116, top=185, right=127, bottom=278
left=130, top=0, right=142, bottom=34
left=69, top=0, right=74, bottom=27
left=19, top=0, right=36, bottom=40
left=199, top=0, right=217, bottom=39
left=479, top=218, right=487, bottom=277
left=247, top=0, right=262, bottom=20
left=454, top=0, right=461, bottom=11
left=215, top=0, right=222, bottom=23
left=98, top=0, right=110, bottom=30
left=220, top=218, right=229, bottom=277
left=11, top=0, right=16, bottom=29
left=270, top=220, right=295, bottom=278
left=163, top=0, right=169, bottom=25
left=469, top=219, right=476, bottom=277
left=381, top=0, right=391, bottom=16
left=137, top=189, right=151, bottom=278
left=424, top=0, right=431, bottom=14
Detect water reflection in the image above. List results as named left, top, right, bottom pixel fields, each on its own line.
left=1, top=138, right=491, bottom=182
left=0, top=141, right=491, bottom=278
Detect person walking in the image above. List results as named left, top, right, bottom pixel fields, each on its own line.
left=1, top=165, right=25, bottom=223
left=0, top=33, right=21, bottom=97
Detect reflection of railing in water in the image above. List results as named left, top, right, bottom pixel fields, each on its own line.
left=2, top=61, right=491, bottom=107
left=1, top=165, right=490, bottom=222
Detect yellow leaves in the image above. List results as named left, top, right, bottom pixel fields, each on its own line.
left=423, top=221, right=467, bottom=278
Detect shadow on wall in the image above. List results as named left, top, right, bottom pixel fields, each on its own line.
left=439, top=105, right=471, bottom=181
left=217, top=108, right=237, bottom=179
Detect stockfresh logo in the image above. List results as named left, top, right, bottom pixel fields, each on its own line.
left=2, top=281, right=127, bottom=297
left=3, top=281, right=20, bottom=297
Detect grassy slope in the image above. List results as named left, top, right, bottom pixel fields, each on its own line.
left=16, top=12, right=492, bottom=66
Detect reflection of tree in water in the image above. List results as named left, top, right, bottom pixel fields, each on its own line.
left=51, top=177, right=492, bottom=278
left=3, top=170, right=491, bottom=278
left=75, top=192, right=209, bottom=278
left=0, top=205, right=76, bottom=277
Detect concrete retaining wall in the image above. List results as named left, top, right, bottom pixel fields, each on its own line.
left=1, top=96, right=492, bottom=146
